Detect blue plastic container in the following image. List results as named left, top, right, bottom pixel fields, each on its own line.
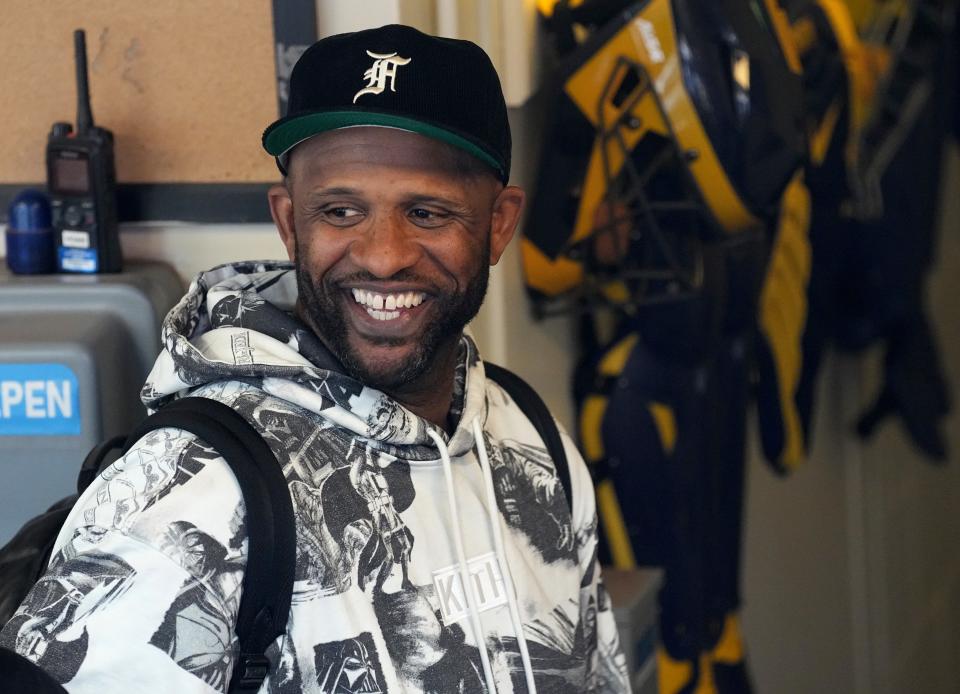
left=6, top=189, right=56, bottom=274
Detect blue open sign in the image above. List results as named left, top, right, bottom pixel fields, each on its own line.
left=0, top=363, right=81, bottom=435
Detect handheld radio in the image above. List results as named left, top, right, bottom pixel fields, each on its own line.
left=47, top=29, right=121, bottom=273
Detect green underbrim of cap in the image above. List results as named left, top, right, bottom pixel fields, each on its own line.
left=263, top=111, right=505, bottom=180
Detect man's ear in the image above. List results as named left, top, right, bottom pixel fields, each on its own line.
left=268, top=183, right=297, bottom=261
left=489, top=185, right=525, bottom=266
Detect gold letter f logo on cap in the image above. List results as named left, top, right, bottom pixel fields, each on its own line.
left=353, top=51, right=412, bottom=103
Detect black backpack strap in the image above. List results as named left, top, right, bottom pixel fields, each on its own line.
left=77, top=434, right=127, bottom=494
left=485, top=363, right=573, bottom=515
left=124, top=397, right=296, bottom=693
left=0, top=647, right=69, bottom=693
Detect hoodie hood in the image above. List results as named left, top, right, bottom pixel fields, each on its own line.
left=141, top=260, right=487, bottom=459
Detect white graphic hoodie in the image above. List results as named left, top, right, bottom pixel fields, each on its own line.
left=0, top=261, right=630, bottom=694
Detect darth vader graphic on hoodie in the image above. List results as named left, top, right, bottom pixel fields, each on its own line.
left=0, top=261, right=630, bottom=693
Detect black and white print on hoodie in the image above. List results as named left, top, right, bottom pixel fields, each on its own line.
left=0, top=261, right=630, bottom=693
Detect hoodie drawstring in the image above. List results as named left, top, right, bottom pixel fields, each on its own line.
left=426, top=422, right=540, bottom=694
left=428, top=428, right=498, bottom=694
left=473, top=418, right=539, bottom=694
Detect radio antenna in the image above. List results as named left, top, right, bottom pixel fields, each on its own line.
left=74, top=29, right=94, bottom=134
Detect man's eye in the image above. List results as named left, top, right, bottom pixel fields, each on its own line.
left=410, top=208, right=448, bottom=224
left=328, top=207, right=361, bottom=219
left=318, top=206, right=363, bottom=224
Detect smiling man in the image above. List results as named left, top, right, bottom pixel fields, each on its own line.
left=0, top=25, right=628, bottom=693
left=270, top=126, right=519, bottom=426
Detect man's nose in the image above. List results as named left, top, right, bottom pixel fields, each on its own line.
left=348, top=215, right=422, bottom=278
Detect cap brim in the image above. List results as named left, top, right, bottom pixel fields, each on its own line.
left=262, top=111, right=505, bottom=180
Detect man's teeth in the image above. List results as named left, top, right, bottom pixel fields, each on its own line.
left=368, top=309, right=401, bottom=321
left=350, top=289, right=426, bottom=319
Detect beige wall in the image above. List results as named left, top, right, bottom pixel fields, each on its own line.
left=741, top=143, right=960, bottom=693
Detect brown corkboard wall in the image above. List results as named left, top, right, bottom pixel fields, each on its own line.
left=0, top=1, right=279, bottom=184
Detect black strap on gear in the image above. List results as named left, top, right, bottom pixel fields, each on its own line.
left=123, top=397, right=296, bottom=693
left=485, top=363, right=573, bottom=515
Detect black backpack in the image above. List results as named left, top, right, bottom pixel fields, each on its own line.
left=0, top=397, right=296, bottom=693
left=0, top=365, right=568, bottom=692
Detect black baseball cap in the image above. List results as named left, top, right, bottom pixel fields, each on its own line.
left=262, top=24, right=511, bottom=183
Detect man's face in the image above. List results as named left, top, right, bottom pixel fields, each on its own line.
left=269, top=128, right=523, bottom=391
